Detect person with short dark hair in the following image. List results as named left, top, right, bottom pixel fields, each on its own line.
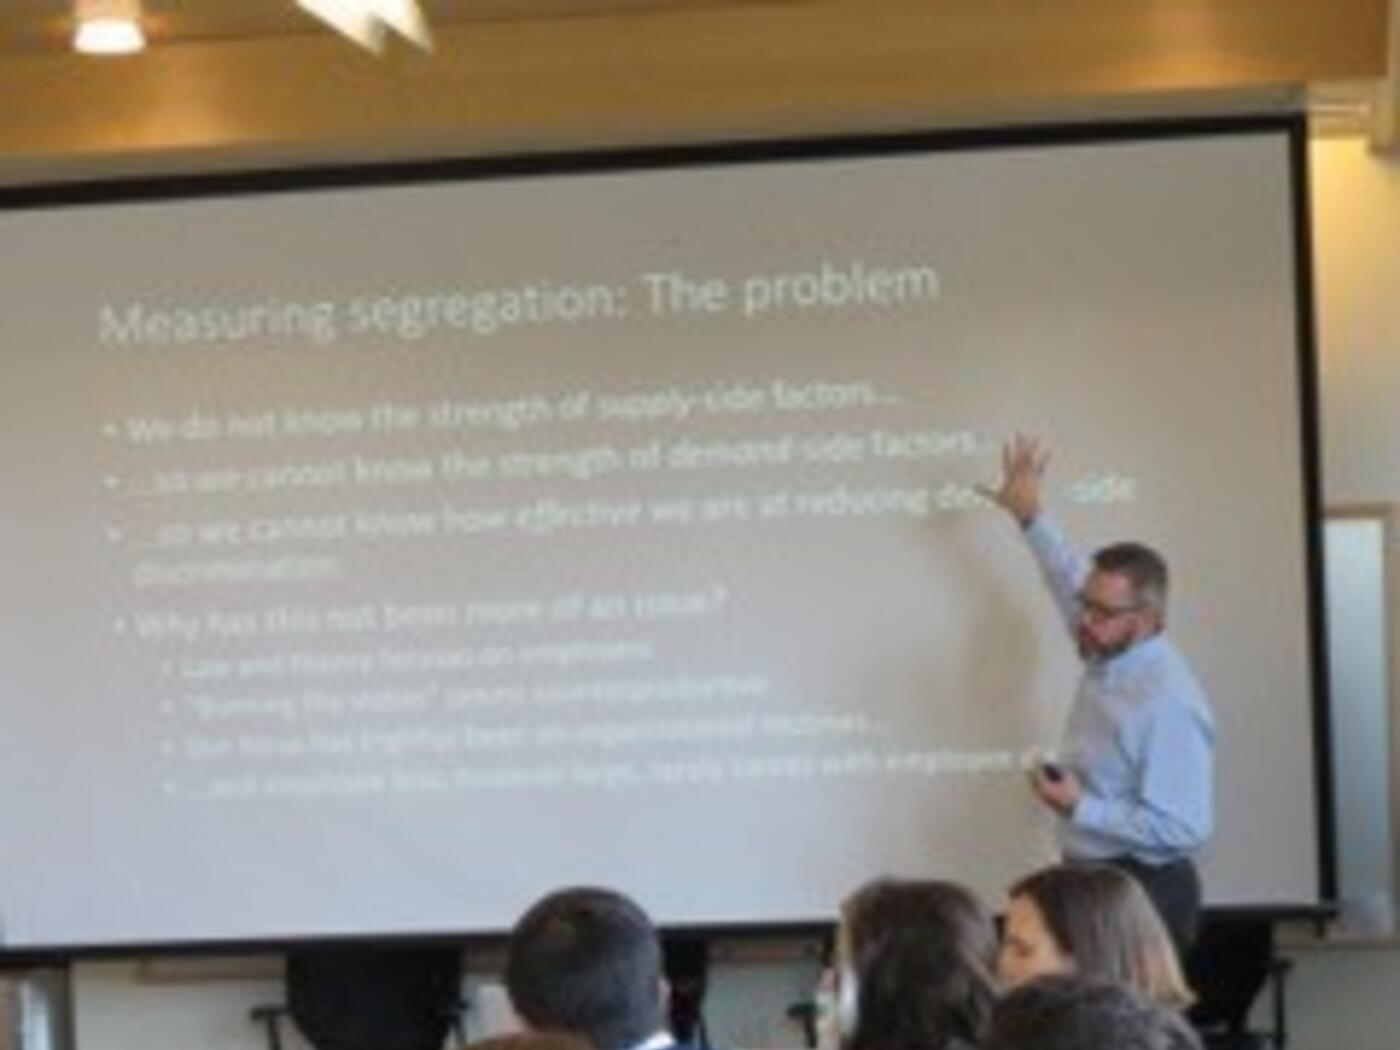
left=505, top=887, right=670, bottom=1050
left=999, top=863, right=1193, bottom=1010
left=984, top=976, right=1202, bottom=1050
left=830, top=878, right=999, bottom=1050
left=979, top=436, right=1215, bottom=953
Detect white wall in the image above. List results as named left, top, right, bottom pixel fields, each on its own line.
left=70, top=961, right=291, bottom=1050
left=37, top=132, right=1400, bottom=1050
left=60, top=949, right=821, bottom=1050
left=1275, top=132, right=1400, bottom=1050
left=1324, top=517, right=1394, bottom=934
left=1314, top=136, right=1400, bottom=505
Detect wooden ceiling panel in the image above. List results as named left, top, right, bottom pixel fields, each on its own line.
left=0, top=0, right=750, bottom=53
left=0, top=0, right=1389, bottom=180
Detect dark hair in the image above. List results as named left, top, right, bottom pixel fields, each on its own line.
left=1007, top=865, right=1192, bottom=1009
left=505, top=887, right=664, bottom=1050
left=985, top=976, right=1202, bottom=1050
left=1093, top=542, right=1169, bottom=618
left=840, top=878, right=998, bottom=1050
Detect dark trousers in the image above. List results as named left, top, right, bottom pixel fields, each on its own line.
left=1100, top=855, right=1203, bottom=959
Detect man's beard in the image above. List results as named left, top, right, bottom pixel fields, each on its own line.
left=1078, top=631, right=1135, bottom=664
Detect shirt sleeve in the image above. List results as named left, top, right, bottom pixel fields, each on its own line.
left=1022, top=515, right=1090, bottom=636
left=1071, top=698, right=1215, bottom=854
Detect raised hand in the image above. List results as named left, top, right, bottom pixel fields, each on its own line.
left=976, top=435, right=1049, bottom=525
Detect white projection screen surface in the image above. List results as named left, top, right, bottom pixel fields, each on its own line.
left=0, top=121, right=1326, bottom=951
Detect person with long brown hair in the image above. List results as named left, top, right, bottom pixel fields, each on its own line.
left=985, top=976, right=1201, bottom=1050
left=830, top=878, right=999, bottom=1050
left=998, top=864, right=1193, bottom=1011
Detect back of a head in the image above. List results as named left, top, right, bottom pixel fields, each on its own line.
left=1009, top=864, right=1193, bottom=1009
left=505, top=887, right=665, bottom=1050
left=839, top=878, right=999, bottom=1050
left=985, top=977, right=1201, bottom=1050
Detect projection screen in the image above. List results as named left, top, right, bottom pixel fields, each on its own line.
left=0, top=118, right=1327, bottom=950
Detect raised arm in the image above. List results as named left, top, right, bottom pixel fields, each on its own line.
left=978, top=436, right=1087, bottom=633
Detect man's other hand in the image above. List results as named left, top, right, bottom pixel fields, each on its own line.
left=1030, top=763, right=1082, bottom=816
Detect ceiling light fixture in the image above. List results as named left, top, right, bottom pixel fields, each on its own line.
left=73, top=0, right=146, bottom=56
left=296, top=0, right=433, bottom=54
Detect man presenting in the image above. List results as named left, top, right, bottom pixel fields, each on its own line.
left=979, top=436, right=1215, bottom=952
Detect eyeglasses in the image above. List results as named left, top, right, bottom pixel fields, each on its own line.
left=1076, top=594, right=1143, bottom=623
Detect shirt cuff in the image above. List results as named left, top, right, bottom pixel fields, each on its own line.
left=1071, top=793, right=1108, bottom=832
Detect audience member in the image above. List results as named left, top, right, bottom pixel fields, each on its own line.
left=829, top=878, right=999, bottom=1050
left=506, top=887, right=674, bottom=1050
left=984, top=976, right=1201, bottom=1050
left=999, top=864, right=1193, bottom=1010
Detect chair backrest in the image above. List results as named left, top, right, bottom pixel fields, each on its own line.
left=287, top=943, right=464, bottom=1050
left=1184, top=916, right=1274, bottom=1033
left=663, top=935, right=709, bottom=1046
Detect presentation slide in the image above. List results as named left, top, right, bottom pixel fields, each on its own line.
left=0, top=122, right=1320, bottom=949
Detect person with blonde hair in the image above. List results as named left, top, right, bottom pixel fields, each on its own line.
left=470, top=1034, right=596, bottom=1050
left=998, top=863, right=1194, bottom=1010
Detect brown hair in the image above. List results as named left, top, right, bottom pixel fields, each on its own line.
left=985, top=976, right=1202, bottom=1050
left=840, top=878, right=998, bottom=1050
left=1007, top=865, right=1193, bottom=1010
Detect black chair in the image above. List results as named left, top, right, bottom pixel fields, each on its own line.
left=664, top=935, right=712, bottom=1050
left=1185, top=915, right=1292, bottom=1050
left=252, top=943, right=466, bottom=1050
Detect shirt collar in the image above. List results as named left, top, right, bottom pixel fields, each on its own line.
left=1093, top=632, right=1166, bottom=677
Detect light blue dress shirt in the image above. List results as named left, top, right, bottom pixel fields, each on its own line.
left=1024, top=515, right=1215, bottom=865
